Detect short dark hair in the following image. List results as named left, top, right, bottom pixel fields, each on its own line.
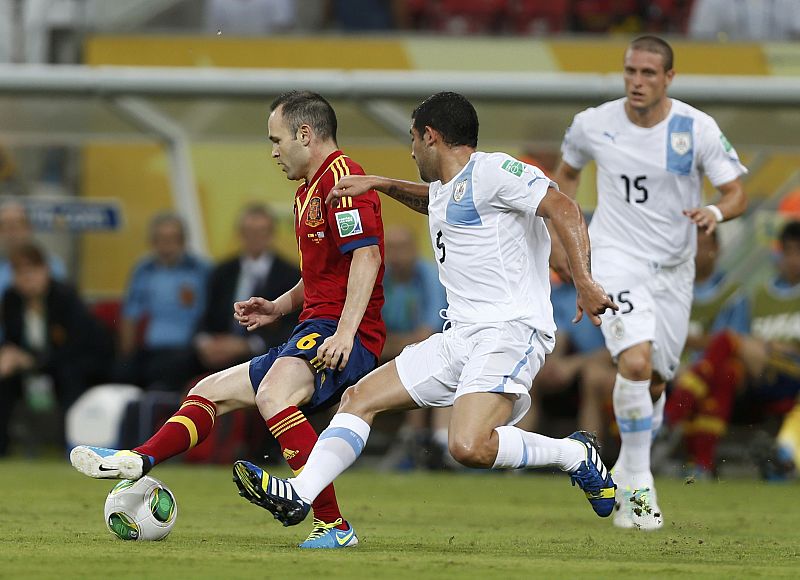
left=9, top=240, right=47, bottom=269
left=270, top=91, right=338, bottom=143
left=629, top=35, right=674, bottom=71
left=412, top=92, right=479, bottom=148
left=779, top=220, right=800, bottom=247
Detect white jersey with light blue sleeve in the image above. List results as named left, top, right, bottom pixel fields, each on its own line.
left=561, top=98, right=747, bottom=266
left=425, top=151, right=557, bottom=333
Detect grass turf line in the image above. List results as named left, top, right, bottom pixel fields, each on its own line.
left=0, top=460, right=798, bottom=579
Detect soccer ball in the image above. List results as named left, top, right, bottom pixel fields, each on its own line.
left=103, top=476, right=177, bottom=541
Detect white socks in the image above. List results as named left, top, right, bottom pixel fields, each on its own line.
left=613, top=373, right=653, bottom=476
left=492, top=426, right=584, bottom=472
left=291, top=413, right=370, bottom=504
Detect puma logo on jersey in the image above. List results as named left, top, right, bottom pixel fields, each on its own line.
left=603, top=131, right=618, bottom=143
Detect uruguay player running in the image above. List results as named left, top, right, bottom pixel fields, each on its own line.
left=231, top=91, right=620, bottom=529
left=552, top=36, right=748, bottom=530
left=70, top=91, right=386, bottom=549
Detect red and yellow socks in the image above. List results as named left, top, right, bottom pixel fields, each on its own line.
left=134, top=395, right=217, bottom=466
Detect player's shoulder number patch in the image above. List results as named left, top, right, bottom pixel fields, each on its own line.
left=335, top=209, right=363, bottom=237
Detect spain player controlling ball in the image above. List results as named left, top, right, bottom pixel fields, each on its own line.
left=71, top=91, right=386, bottom=549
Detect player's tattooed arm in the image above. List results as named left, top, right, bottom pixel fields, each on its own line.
left=537, top=188, right=618, bottom=326
left=329, top=175, right=430, bottom=214
left=385, top=181, right=429, bottom=214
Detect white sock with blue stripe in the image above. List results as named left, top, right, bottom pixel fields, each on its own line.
left=493, top=426, right=583, bottom=472
left=612, top=374, right=653, bottom=478
left=290, top=413, right=370, bottom=504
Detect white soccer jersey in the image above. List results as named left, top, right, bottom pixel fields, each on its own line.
left=426, top=151, right=556, bottom=332
left=561, top=98, right=747, bottom=266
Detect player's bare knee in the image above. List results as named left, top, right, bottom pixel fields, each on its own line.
left=188, top=373, right=225, bottom=405
left=255, top=379, right=313, bottom=418
left=620, top=351, right=651, bottom=381
left=338, top=382, right=381, bottom=422
left=448, top=433, right=494, bottom=468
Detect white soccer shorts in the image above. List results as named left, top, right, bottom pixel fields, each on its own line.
left=395, top=320, right=555, bottom=426
left=592, top=249, right=694, bottom=381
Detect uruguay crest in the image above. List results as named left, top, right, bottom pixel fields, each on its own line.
left=453, top=179, right=468, bottom=202
left=670, top=131, right=692, bottom=156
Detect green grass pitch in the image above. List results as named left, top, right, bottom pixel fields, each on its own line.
left=1, top=459, right=798, bottom=579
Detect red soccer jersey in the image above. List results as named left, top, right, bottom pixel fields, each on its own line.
left=293, top=150, right=386, bottom=359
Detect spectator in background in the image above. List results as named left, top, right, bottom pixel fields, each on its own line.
left=114, top=211, right=209, bottom=392
left=688, top=0, right=800, bottom=41
left=205, top=0, right=296, bottom=35
left=192, top=203, right=299, bottom=374
left=0, top=200, right=66, bottom=297
left=0, top=241, right=112, bottom=456
left=665, top=221, right=800, bottom=478
left=378, top=225, right=449, bottom=470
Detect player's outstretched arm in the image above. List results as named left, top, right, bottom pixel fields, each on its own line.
left=537, top=188, right=618, bottom=326
left=547, top=160, right=583, bottom=282
left=317, top=244, right=382, bottom=370
left=328, top=175, right=430, bottom=214
left=233, top=279, right=304, bottom=332
left=683, top=177, right=747, bottom=234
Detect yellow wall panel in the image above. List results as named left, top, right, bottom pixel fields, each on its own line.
left=85, top=36, right=411, bottom=69
left=80, top=144, right=173, bottom=296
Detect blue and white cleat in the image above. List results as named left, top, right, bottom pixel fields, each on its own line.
left=299, top=518, right=359, bottom=549
left=567, top=431, right=616, bottom=517
left=70, top=446, right=151, bottom=480
left=232, top=460, right=310, bottom=527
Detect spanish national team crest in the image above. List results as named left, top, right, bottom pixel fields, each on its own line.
left=453, top=179, right=468, bottom=202
left=305, top=197, right=324, bottom=227
left=670, top=131, right=692, bottom=156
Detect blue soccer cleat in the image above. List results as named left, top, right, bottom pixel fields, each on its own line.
left=232, top=460, right=310, bottom=526
left=299, top=518, right=359, bottom=549
left=567, top=431, right=617, bottom=517
left=70, top=446, right=152, bottom=480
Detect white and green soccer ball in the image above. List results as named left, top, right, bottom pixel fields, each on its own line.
left=104, top=476, right=177, bottom=541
